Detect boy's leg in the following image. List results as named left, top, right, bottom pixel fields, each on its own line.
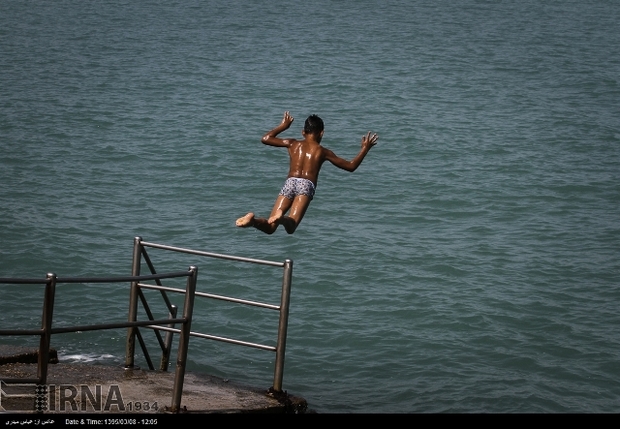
left=264, top=195, right=293, bottom=232
left=270, top=195, right=311, bottom=234
left=236, top=195, right=293, bottom=234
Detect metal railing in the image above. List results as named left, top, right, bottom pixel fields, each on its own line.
left=0, top=268, right=197, bottom=413
left=0, top=237, right=294, bottom=412
left=128, top=237, right=293, bottom=394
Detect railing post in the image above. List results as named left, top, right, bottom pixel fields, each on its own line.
left=38, top=272, right=56, bottom=385
left=125, top=236, right=142, bottom=368
left=171, top=266, right=198, bottom=413
left=273, top=259, right=293, bottom=392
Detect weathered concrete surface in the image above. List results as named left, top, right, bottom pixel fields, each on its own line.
left=0, top=345, right=58, bottom=365
left=0, top=347, right=307, bottom=414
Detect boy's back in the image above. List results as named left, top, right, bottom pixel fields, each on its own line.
left=285, top=138, right=327, bottom=186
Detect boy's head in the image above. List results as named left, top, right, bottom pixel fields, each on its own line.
left=304, top=114, right=324, bottom=137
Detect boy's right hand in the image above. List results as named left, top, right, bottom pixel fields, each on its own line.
left=361, top=131, right=379, bottom=150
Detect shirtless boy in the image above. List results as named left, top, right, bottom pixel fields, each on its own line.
left=236, top=111, right=379, bottom=234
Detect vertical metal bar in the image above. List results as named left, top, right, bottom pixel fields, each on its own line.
left=273, top=259, right=293, bottom=392
left=125, top=236, right=142, bottom=368
left=171, top=266, right=197, bottom=413
left=160, top=304, right=177, bottom=371
left=135, top=329, right=155, bottom=370
left=141, top=247, right=176, bottom=313
left=136, top=288, right=168, bottom=358
left=37, top=273, right=56, bottom=385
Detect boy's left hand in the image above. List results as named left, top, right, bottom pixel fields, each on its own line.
left=281, top=111, right=294, bottom=128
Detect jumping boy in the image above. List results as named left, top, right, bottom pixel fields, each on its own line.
left=236, top=111, right=379, bottom=234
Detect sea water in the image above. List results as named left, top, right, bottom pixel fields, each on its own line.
left=1, top=0, right=619, bottom=413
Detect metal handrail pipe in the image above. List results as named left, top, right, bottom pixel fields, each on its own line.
left=0, top=328, right=46, bottom=335
left=0, top=271, right=190, bottom=286
left=0, top=319, right=186, bottom=336
left=138, top=282, right=281, bottom=310
left=2, top=378, right=41, bottom=384
left=142, top=325, right=276, bottom=352
left=56, top=271, right=191, bottom=284
left=189, top=331, right=276, bottom=352
left=0, top=278, right=49, bottom=285
left=137, top=283, right=186, bottom=294
left=194, top=291, right=280, bottom=311
left=143, top=325, right=180, bottom=334
left=49, top=318, right=187, bottom=334
left=140, top=241, right=284, bottom=268
left=0, top=319, right=186, bottom=335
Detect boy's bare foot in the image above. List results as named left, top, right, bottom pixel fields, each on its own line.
left=268, top=209, right=283, bottom=225
left=236, top=213, right=255, bottom=227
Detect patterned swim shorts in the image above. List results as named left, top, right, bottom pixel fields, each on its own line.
left=279, top=177, right=316, bottom=201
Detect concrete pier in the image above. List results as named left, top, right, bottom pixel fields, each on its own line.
left=0, top=347, right=308, bottom=415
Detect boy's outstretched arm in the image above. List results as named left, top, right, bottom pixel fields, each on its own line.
left=325, top=131, right=379, bottom=172
left=261, top=111, right=295, bottom=147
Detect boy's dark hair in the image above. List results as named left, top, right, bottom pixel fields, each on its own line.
left=304, top=114, right=324, bottom=136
